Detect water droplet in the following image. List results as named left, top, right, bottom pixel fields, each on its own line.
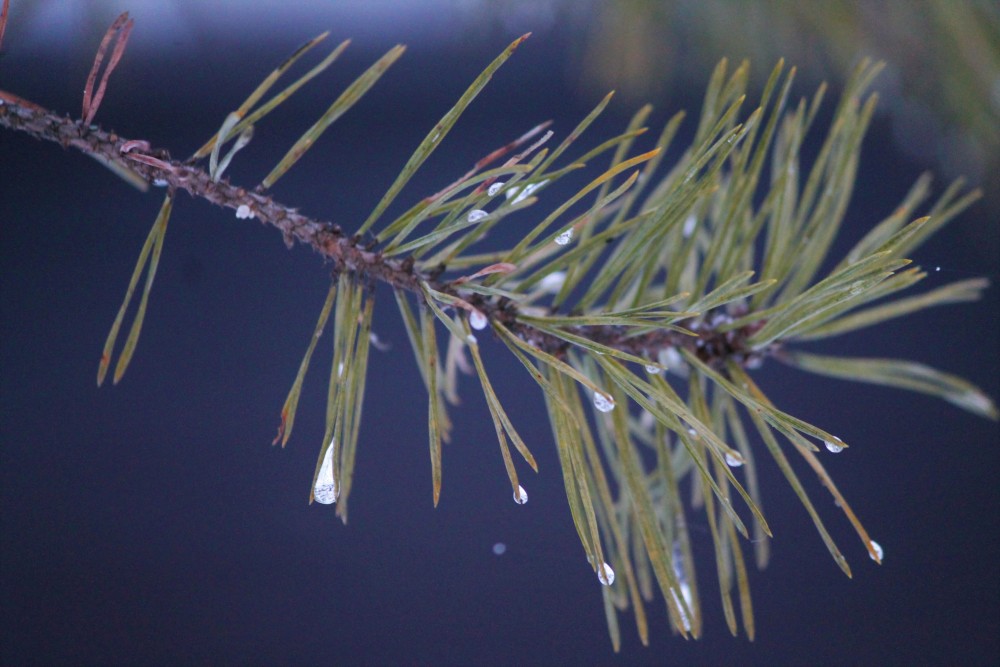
left=663, top=347, right=683, bottom=369
left=337, top=361, right=344, bottom=377
left=469, top=309, right=488, bottom=330
left=235, top=204, right=254, bottom=220
left=514, top=485, right=528, bottom=504
left=313, top=439, right=337, bottom=505
left=597, top=562, right=615, bottom=586
left=682, top=215, right=697, bottom=238
left=508, top=180, right=548, bottom=205
left=554, top=229, right=573, bottom=246
left=492, top=542, right=507, bottom=556
left=152, top=178, right=168, bottom=187
left=869, top=539, right=884, bottom=561
left=671, top=590, right=692, bottom=632
left=825, top=437, right=844, bottom=453
left=593, top=392, right=615, bottom=413
left=645, top=364, right=661, bottom=374
left=948, top=390, right=995, bottom=416
left=539, top=271, right=566, bottom=293
left=725, top=452, right=744, bottom=467
left=488, top=182, right=504, bottom=197
left=467, top=209, right=488, bottom=222
left=935, top=266, right=941, bottom=272
left=671, top=541, right=693, bottom=631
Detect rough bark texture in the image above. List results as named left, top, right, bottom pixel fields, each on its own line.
left=0, top=97, right=771, bottom=367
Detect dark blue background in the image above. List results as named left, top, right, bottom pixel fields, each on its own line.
left=2, top=4, right=997, bottom=665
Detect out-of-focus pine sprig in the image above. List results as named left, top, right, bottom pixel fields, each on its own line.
left=0, top=11, right=994, bottom=650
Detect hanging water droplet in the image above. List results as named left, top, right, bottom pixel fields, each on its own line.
left=682, top=214, right=697, bottom=238
left=825, top=437, right=845, bottom=453
left=869, top=539, right=884, bottom=561
left=645, top=364, right=661, bottom=374
left=949, top=390, right=994, bottom=416
left=593, top=392, right=615, bottom=413
left=488, top=182, right=504, bottom=197
left=554, top=229, right=573, bottom=246
left=235, top=204, right=254, bottom=219
left=465, top=334, right=478, bottom=346
left=492, top=542, right=507, bottom=556
left=152, top=178, right=168, bottom=187
left=539, top=271, right=566, bottom=294
left=671, top=541, right=693, bottom=632
left=469, top=309, right=488, bottom=330
left=597, top=562, right=615, bottom=586
left=509, top=180, right=548, bottom=205
left=725, top=452, right=744, bottom=467
left=467, top=209, right=489, bottom=222
left=313, top=439, right=337, bottom=505
left=514, top=485, right=528, bottom=504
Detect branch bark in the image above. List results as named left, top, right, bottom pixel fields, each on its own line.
left=0, top=96, right=772, bottom=368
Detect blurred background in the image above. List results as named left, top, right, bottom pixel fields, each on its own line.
left=2, top=1, right=997, bottom=665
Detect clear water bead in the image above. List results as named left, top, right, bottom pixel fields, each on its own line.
left=492, top=542, right=507, bottom=556
left=682, top=214, right=697, bottom=238
left=313, top=440, right=337, bottom=505
left=825, top=437, right=845, bottom=453
left=514, top=485, right=528, bottom=504
left=235, top=204, right=254, bottom=219
left=663, top=347, right=683, bottom=368
left=465, top=334, right=478, bottom=346
left=869, top=540, right=884, bottom=561
left=487, top=182, right=504, bottom=197
left=725, top=452, right=744, bottom=467
left=554, top=229, right=574, bottom=246
left=593, top=392, right=615, bottom=413
left=467, top=209, right=488, bottom=222
left=538, top=271, right=566, bottom=294
left=508, top=180, right=547, bottom=205
left=469, top=309, right=488, bottom=330
left=597, top=562, right=615, bottom=586
left=644, top=364, right=661, bottom=374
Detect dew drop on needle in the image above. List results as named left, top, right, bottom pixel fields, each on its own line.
left=825, top=437, right=845, bottom=453
left=554, top=229, right=573, bottom=246
left=593, top=391, right=615, bottom=413
left=313, top=440, right=337, bottom=505
left=514, top=484, right=528, bottom=504
left=469, top=309, right=488, bottom=330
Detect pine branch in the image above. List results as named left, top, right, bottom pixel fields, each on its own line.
left=0, top=98, right=770, bottom=372
left=2, top=12, right=996, bottom=650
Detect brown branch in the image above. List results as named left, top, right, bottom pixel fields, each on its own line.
left=0, top=98, right=773, bottom=369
